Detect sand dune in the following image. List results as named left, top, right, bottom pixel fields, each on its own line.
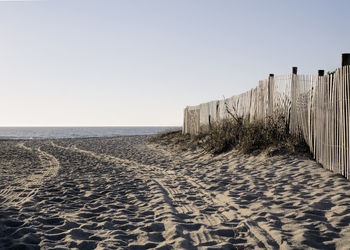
left=0, top=136, right=350, bottom=249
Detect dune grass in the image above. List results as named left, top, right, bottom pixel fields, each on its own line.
left=149, top=116, right=310, bottom=156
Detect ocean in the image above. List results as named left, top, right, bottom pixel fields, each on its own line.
left=0, top=126, right=180, bottom=140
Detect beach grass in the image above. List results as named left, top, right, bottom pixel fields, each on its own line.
left=149, top=116, right=310, bottom=156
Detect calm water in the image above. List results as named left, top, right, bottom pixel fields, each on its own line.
left=0, top=127, right=180, bottom=140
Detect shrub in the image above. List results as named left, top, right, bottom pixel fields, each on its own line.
left=238, top=120, right=269, bottom=153
left=201, top=118, right=242, bottom=154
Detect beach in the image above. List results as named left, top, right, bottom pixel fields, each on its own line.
left=1, top=136, right=350, bottom=249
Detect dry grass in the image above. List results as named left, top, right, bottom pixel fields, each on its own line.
left=149, top=116, right=310, bottom=157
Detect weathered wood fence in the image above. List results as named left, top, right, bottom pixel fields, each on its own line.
left=183, top=55, right=350, bottom=179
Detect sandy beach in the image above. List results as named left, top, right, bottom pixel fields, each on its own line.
left=1, top=136, right=350, bottom=249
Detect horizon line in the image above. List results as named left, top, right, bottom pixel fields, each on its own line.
left=0, top=125, right=182, bottom=128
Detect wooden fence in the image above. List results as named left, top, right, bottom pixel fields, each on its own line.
left=183, top=65, right=350, bottom=179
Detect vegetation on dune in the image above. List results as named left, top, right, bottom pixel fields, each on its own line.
left=148, top=129, right=205, bottom=151
left=149, top=114, right=310, bottom=156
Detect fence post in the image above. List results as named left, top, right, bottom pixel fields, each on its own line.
left=314, top=70, right=324, bottom=161
left=292, top=67, right=298, bottom=75
left=183, top=107, right=188, bottom=134
left=341, top=53, right=350, bottom=67
left=290, top=67, right=298, bottom=135
left=268, top=74, right=274, bottom=118
left=341, top=53, right=350, bottom=178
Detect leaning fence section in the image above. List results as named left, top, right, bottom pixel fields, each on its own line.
left=183, top=65, right=350, bottom=180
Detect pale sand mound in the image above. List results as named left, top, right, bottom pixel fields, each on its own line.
left=0, top=136, right=350, bottom=249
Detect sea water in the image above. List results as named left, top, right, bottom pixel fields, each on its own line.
left=0, top=127, right=180, bottom=140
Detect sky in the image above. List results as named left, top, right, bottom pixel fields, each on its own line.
left=0, top=0, right=349, bottom=126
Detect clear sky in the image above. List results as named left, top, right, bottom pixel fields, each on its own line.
left=0, top=0, right=349, bottom=126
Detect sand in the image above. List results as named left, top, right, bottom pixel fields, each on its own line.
left=0, top=136, right=350, bottom=249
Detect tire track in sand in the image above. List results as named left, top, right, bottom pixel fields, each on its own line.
left=0, top=142, right=60, bottom=208
left=50, top=141, right=282, bottom=249
left=150, top=144, right=290, bottom=249
left=50, top=142, right=198, bottom=248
